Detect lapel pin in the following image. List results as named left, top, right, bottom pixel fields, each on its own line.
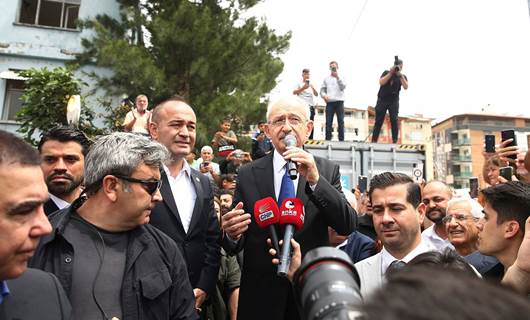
left=195, top=177, right=200, bottom=182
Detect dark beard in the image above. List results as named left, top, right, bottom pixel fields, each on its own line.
left=47, top=176, right=83, bottom=197
left=426, top=208, right=445, bottom=224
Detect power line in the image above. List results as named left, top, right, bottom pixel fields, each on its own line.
left=348, top=0, right=370, bottom=40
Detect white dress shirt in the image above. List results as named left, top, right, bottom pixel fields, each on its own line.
left=380, top=239, right=435, bottom=275
left=421, top=225, right=455, bottom=252
left=273, top=149, right=299, bottom=200
left=49, top=193, right=70, bottom=210
left=163, top=163, right=197, bottom=233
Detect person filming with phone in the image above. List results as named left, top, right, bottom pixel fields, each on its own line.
left=293, top=68, right=318, bottom=139
left=122, top=94, right=152, bottom=135
left=371, top=56, right=408, bottom=144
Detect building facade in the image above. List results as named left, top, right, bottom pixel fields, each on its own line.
left=0, top=0, right=120, bottom=133
left=432, top=113, right=530, bottom=189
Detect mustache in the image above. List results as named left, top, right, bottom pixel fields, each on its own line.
left=47, top=172, right=74, bottom=182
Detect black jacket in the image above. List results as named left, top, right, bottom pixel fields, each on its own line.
left=1, top=268, right=71, bottom=320
left=29, top=207, right=198, bottom=320
left=150, top=168, right=221, bottom=296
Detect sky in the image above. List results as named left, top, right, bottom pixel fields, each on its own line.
left=245, top=0, right=530, bottom=124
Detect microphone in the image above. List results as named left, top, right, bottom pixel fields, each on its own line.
left=253, top=197, right=281, bottom=255
left=277, top=198, right=305, bottom=277
left=284, top=133, right=298, bottom=180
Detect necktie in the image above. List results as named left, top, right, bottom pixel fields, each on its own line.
left=386, top=260, right=407, bottom=276
left=278, top=165, right=296, bottom=205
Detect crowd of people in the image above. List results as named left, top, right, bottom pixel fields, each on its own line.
left=1, top=88, right=530, bottom=320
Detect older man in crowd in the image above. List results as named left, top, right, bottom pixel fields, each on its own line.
left=0, top=130, right=71, bottom=319
left=221, top=96, right=356, bottom=320
left=30, top=132, right=198, bottom=320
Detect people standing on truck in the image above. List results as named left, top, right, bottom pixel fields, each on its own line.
left=371, top=57, right=408, bottom=144
left=320, top=61, right=346, bottom=141
left=293, top=68, right=318, bottom=139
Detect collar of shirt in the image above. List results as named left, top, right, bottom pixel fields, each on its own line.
left=49, top=193, right=71, bottom=210
left=273, top=149, right=298, bottom=200
left=162, top=162, right=196, bottom=233
left=380, top=239, right=435, bottom=275
left=0, top=280, right=9, bottom=304
left=421, top=225, right=454, bottom=251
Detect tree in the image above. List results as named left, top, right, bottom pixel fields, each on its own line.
left=78, top=0, right=290, bottom=147
left=15, top=67, right=100, bottom=145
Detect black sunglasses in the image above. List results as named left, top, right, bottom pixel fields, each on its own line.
left=114, top=174, right=162, bottom=195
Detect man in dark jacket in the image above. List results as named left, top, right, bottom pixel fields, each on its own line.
left=30, top=132, right=198, bottom=320
left=0, top=129, right=71, bottom=320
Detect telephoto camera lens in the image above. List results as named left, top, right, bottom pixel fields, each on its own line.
left=293, top=247, right=364, bottom=320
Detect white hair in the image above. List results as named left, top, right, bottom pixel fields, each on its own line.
left=266, top=96, right=311, bottom=121
left=201, top=145, right=213, bottom=153
left=447, top=197, right=484, bottom=219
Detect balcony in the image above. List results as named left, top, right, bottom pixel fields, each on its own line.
left=455, top=171, right=473, bottom=178
left=451, top=138, right=471, bottom=146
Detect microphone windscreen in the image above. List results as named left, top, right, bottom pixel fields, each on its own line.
left=254, top=197, right=280, bottom=228
left=284, top=133, right=297, bottom=148
left=279, top=198, right=305, bottom=230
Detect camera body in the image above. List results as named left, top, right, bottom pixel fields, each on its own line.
left=394, top=55, right=400, bottom=72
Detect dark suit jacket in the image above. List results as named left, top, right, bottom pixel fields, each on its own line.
left=341, top=231, right=375, bottom=263
left=223, top=153, right=357, bottom=320
left=0, top=268, right=71, bottom=319
left=43, top=199, right=60, bottom=216
left=150, top=167, right=221, bottom=296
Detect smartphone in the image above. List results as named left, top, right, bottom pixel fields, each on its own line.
left=358, top=176, right=368, bottom=194
left=469, top=177, right=479, bottom=198
left=305, top=79, right=310, bottom=85
left=485, top=135, right=495, bottom=153
left=501, top=130, right=517, bottom=160
left=499, top=166, right=513, bottom=181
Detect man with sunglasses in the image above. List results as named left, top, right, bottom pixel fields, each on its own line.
left=30, top=132, right=198, bottom=320
left=149, top=95, right=221, bottom=317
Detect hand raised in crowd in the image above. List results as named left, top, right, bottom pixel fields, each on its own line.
left=502, top=216, right=530, bottom=295
left=193, top=288, right=207, bottom=311
left=268, top=238, right=302, bottom=282
left=199, top=162, right=212, bottom=174
left=482, top=138, right=519, bottom=164
left=282, top=147, right=320, bottom=185
left=221, top=202, right=251, bottom=241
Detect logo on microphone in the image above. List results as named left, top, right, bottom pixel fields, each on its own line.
left=285, top=201, right=295, bottom=209
left=258, top=210, right=274, bottom=222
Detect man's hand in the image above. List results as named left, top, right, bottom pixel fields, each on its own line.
left=283, top=147, right=320, bottom=185
left=331, top=71, right=339, bottom=78
left=193, top=288, right=207, bottom=310
left=483, top=138, right=518, bottom=164
left=256, top=132, right=265, bottom=142
left=221, top=202, right=251, bottom=241
left=268, top=238, right=301, bottom=282
left=131, top=108, right=139, bottom=119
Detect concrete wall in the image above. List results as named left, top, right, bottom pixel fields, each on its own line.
left=0, top=0, right=121, bottom=134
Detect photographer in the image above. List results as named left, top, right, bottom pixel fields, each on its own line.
left=219, top=149, right=252, bottom=175
left=371, top=57, right=408, bottom=144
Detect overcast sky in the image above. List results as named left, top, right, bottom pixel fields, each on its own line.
left=245, top=0, right=530, bottom=123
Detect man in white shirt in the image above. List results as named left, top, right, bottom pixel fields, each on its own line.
left=197, top=145, right=221, bottom=185
left=355, top=172, right=434, bottom=298
left=293, top=68, right=318, bottom=139
left=320, top=61, right=346, bottom=141
left=37, top=126, right=91, bottom=216
left=149, top=95, right=221, bottom=316
left=421, top=181, right=454, bottom=251
left=122, top=94, right=152, bottom=135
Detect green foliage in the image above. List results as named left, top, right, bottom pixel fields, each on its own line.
left=77, top=0, right=290, bottom=147
left=15, top=67, right=101, bottom=145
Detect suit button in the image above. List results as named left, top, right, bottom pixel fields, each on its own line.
left=65, top=256, right=72, bottom=263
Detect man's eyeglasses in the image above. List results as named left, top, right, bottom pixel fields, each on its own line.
left=269, top=116, right=305, bottom=127
left=114, top=175, right=162, bottom=195
left=442, top=213, right=479, bottom=224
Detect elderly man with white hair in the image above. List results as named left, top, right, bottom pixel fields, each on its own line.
left=197, top=145, right=221, bottom=184
left=443, top=197, right=504, bottom=280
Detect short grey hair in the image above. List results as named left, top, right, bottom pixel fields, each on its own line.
left=447, top=197, right=484, bottom=219
left=201, top=145, right=213, bottom=153
left=84, top=132, right=168, bottom=194
left=266, top=96, right=311, bottom=122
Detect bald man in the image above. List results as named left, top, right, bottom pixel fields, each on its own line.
left=149, top=96, right=221, bottom=315
left=421, top=181, right=454, bottom=251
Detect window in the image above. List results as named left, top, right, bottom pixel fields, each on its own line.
left=2, top=80, right=25, bottom=121
left=19, top=0, right=80, bottom=30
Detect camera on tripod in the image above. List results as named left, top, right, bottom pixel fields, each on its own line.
left=394, top=55, right=400, bottom=72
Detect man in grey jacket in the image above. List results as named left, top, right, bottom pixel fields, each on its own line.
left=320, top=61, right=347, bottom=141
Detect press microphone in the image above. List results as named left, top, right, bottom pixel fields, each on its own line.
left=277, top=198, right=305, bottom=277
left=253, top=197, right=281, bottom=255
left=284, top=133, right=298, bottom=180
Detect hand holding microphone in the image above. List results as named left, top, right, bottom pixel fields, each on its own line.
left=277, top=198, right=305, bottom=277
left=282, top=133, right=320, bottom=185
left=253, top=197, right=281, bottom=254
